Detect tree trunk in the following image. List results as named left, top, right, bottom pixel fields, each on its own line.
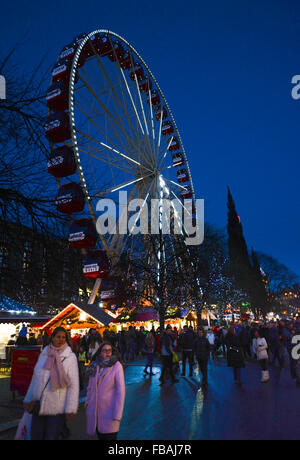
left=159, top=308, right=165, bottom=331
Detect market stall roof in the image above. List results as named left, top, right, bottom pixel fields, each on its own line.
left=0, top=295, right=35, bottom=315
left=0, top=295, right=51, bottom=325
left=40, top=302, right=114, bottom=331
left=113, top=306, right=184, bottom=324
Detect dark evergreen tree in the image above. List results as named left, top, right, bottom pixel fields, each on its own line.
left=250, top=247, right=268, bottom=318
left=227, top=186, right=252, bottom=295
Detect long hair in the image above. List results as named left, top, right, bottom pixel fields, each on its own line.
left=50, top=327, right=72, bottom=347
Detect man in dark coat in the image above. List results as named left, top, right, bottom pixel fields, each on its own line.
left=225, top=326, right=245, bottom=385
left=159, top=325, right=179, bottom=385
left=194, top=328, right=210, bottom=388
left=239, top=325, right=251, bottom=359
left=179, top=325, right=195, bottom=377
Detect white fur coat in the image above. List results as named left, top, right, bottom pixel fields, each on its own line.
left=24, top=345, right=79, bottom=415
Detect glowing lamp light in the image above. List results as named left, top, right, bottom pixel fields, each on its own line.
left=79, top=312, right=87, bottom=322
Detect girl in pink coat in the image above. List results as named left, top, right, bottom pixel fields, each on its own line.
left=85, top=342, right=125, bottom=440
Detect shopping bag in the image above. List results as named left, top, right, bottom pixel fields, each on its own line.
left=14, top=411, right=32, bottom=440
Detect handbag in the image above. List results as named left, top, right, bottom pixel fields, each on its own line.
left=14, top=411, right=32, bottom=440
left=172, top=351, right=179, bottom=363
left=229, top=346, right=240, bottom=353
left=30, top=357, right=66, bottom=416
left=29, top=378, right=50, bottom=416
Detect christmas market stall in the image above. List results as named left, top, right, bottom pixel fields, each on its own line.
left=183, top=308, right=218, bottom=329
left=0, top=295, right=50, bottom=359
left=40, top=301, right=115, bottom=337
left=112, top=306, right=187, bottom=331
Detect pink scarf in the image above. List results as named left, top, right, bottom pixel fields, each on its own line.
left=44, top=343, right=71, bottom=391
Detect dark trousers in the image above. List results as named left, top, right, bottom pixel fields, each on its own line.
left=78, top=361, right=85, bottom=389
left=160, top=355, right=176, bottom=382
left=270, top=348, right=283, bottom=367
left=119, top=343, right=127, bottom=361
left=31, top=414, right=66, bottom=440
left=144, top=352, right=154, bottom=372
left=182, top=350, right=193, bottom=376
left=96, top=430, right=118, bottom=440
left=233, top=367, right=242, bottom=382
left=259, top=359, right=268, bottom=371
left=242, top=345, right=252, bottom=359
left=197, top=359, right=208, bottom=384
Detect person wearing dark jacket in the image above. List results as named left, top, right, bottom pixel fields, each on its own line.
left=225, top=326, right=245, bottom=385
left=179, top=325, right=195, bottom=377
left=239, top=325, right=251, bottom=359
left=159, top=326, right=179, bottom=385
left=194, top=329, right=210, bottom=388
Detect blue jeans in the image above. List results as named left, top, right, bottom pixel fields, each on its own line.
left=31, top=414, right=66, bottom=440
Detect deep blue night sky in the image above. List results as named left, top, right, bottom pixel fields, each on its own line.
left=1, top=0, right=300, bottom=276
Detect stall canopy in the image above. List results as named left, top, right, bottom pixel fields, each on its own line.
left=40, top=302, right=115, bottom=332
left=0, top=295, right=50, bottom=325
left=0, top=295, right=35, bottom=315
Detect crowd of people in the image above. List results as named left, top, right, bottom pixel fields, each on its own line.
left=16, top=317, right=300, bottom=440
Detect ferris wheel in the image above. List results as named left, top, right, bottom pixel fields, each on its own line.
left=44, top=29, right=197, bottom=305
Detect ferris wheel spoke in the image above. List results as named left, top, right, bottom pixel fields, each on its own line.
left=118, top=68, right=155, bottom=168
left=74, top=97, right=136, bottom=167
left=107, top=183, right=139, bottom=258
left=77, top=69, right=143, bottom=163
left=77, top=146, right=136, bottom=177
left=93, top=174, right=153, bottom=199
left=105, top=37, right=149, bottom=148
left=75, top=132, right=138, bottom=176
left=91, top=44, right=143, bottom=141
left=131, top=73, right=158, bottom=168
left=88, top=49, right=151, bottom=168
left=163, top=176, right=188, bottom=191
left=74, top=109, right=146, bottom=174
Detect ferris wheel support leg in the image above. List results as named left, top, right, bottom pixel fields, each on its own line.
left=88, top=278, right=102, bottom=304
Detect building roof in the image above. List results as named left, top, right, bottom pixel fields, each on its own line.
left=0, top=295, right=35, bottom=315
left=40, top=302, right=114, bottom=330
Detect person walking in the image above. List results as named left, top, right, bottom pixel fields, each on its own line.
left=118, top=329, right=127, bottom=362
left=77, top=345, right=88, bottom=390
left=179, top=325, right=195, bottom=377
left=85, top=342, right=125, bottom=440
left=87, top=329, right=102, bottom=362
left=225, top=326, right=245, bottom=385
left=143, top=331, right=155, bottom=376
left=268, top=323, right=283, bottom=367
left=206, top=329, right=216, bottom=360
left=239, top=325, right=252, bottom=359
left=253, top=329, right=270, bottom=383
left=159, top=326, right=179, bottom=385
left=194, top=328, right=210, bottom=388
left=23, top=327, right=79, bottom=440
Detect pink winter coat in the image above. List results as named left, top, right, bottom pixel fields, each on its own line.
left=85, top=361, right=125, bottom=435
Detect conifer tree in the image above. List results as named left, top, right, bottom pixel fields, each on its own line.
left=227, top=186, right=252, bottom=295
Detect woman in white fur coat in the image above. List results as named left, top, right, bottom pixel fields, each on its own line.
left=253, top=329, right=270, bottom=383
left=23, top=327, right=79, bottom=440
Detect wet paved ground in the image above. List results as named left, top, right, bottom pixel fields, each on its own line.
left=1, top=355, right=300, bottom=440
